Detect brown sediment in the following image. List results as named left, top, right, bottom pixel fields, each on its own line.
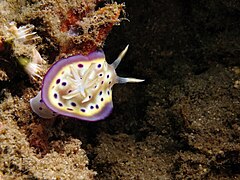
left=1, top=0, right=240, bottom=179
left=0, top=90, right=96, bottom=179
left=16, top=0, right=124, bottom=58
left=84, top=0, right=240, bottom=179
left=0, top=68, right=8, bottom=81
left=59, top=3, right=124, bottom=56
left=0, top=0, right=123, bottom=179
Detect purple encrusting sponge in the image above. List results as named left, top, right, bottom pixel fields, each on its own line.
left=30, top=46, right=144, bottom=121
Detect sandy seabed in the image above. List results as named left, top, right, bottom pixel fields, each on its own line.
left=0, top=0, right=240, bottom=179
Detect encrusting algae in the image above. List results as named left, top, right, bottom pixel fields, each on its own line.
left=0, top=0, right=125, bottom=179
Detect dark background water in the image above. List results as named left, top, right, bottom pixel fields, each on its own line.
left=69, top=0, right=240, bottom=179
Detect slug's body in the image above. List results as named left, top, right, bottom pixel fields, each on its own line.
left=30, top=46, right=144, bottom=121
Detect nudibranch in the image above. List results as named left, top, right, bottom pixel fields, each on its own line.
left=30, top=46, right=144, bottom=121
